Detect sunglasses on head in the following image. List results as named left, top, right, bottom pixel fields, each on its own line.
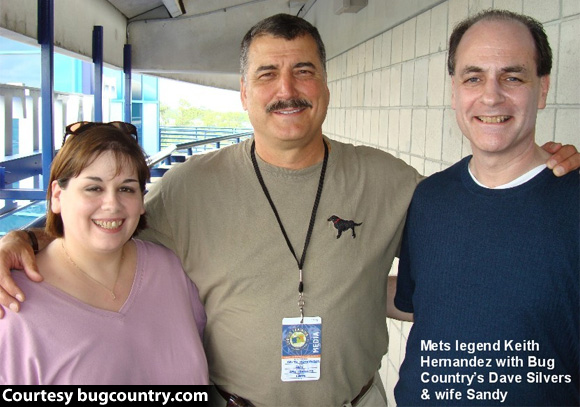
left=63, top=121, right=138, bottom=145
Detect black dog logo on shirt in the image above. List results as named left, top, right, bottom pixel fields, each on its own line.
left=328, top=215, right=362, bottom=239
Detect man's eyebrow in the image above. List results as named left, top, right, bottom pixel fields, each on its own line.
left=254, top=61, right=317, bottom=73
left=294, top=62, right=316, bottom=70
left=255, top=64, right=277, bottom=73
left=460, top=65, right=527, bottom=75
left=501, top=65, right=527, bottom=73
left=460, top=66, right=484, bottom=75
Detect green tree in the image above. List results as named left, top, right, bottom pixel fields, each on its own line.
left=160, top=99, right=250, bottom=128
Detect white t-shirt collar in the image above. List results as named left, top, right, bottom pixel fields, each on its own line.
left=468, top=164, right=547, bottom=189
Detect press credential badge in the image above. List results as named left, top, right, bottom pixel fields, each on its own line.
left=281, top=317, right=322, bottom=381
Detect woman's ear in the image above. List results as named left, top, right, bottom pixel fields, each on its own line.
left=51, top=180, right=63, bottom=214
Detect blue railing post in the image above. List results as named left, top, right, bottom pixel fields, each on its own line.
left=123, top=44, right=132, bottom=124
left=38, top=0, right=55, bottom=191
left=93, top=26, right=104, bottom=122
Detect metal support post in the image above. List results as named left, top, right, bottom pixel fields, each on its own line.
left=38, top=0, right=55, bottom=191
left=124, top=44, right=132, bottom=124
left=93, top=26, right=104, bottom=122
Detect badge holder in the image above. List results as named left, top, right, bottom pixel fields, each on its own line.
left=281, top=316, right=322, bottom=381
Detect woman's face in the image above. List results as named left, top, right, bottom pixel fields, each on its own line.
left=51, top=151, right=145, bottom=254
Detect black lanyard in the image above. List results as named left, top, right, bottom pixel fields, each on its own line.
left=250, top=139, right=329, bottom=320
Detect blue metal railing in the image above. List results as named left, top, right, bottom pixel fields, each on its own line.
left=159, top=126, right=252, bottom=150
left=0, top=152, right=44, bottom=201
left=150, top=129, right=253, bottom=167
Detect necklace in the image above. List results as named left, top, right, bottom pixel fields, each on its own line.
left=250, top=139, right=328, bottom=321
left=61, top=240, right=122, bottom=300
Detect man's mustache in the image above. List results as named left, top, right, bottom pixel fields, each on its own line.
left=266, top=99, right=312, bottom=113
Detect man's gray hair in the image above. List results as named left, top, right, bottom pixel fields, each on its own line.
left=240, top=13, right=326, bottom=80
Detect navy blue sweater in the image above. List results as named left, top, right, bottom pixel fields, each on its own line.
left=395, top=157, right=579, bottom=406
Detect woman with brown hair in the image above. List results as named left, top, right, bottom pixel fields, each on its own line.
left=0, top=122, right=208, bottom=385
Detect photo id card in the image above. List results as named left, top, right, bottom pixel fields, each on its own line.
left=281, top=316, right=322, bottom=382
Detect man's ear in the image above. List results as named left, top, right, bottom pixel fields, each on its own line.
left=451, top=76, right=456, bottom=110
left=240, top=77, right=248, bottom=111
left=538, top=75, right=550, bottom=109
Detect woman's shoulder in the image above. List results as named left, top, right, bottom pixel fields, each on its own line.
left=133, top=239, right=183, bottom=266
left=1, top=271, right=56, bottom=328
left=11, top=270, right=45, bottom=294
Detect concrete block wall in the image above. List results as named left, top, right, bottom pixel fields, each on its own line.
left=322, top=0, right=580, bottom=404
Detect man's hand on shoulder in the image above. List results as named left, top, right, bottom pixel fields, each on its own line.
left=0, top=230, right=43, bottom=317
left=542, top=142, right=580, bottom=176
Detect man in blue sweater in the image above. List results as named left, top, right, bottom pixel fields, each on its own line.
left=394, top=9, right=579, bottom=406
